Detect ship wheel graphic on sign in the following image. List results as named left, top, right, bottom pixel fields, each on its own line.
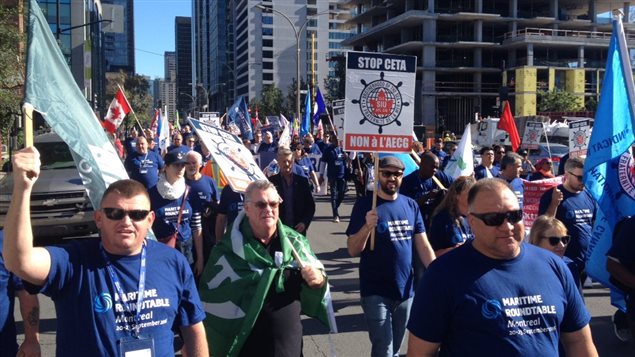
left=351, top=72, right=410, bottom=134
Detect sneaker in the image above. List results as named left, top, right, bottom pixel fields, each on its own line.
left=612, top=310, right=631, bottom=342
left=333, top=216, right=340, bottom=223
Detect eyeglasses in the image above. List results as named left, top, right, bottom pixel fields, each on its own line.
left=543, top=235, right=571, bottom=246
left=102, top=208, right=150, bottom=221
left=567, top=171, right=584, bottom=181
left=380, top=171, right=403, bottom=178
left=252, top=200, right=281, bottom=209
left=470, top=209, right=523, bottom=226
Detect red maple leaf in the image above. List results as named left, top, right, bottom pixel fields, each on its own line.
left=368, top=89, right=394, bottom=117
left=110, top=103, right=122, bottom=120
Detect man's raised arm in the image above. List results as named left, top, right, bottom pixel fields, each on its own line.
left=4, top=147, right=51, bottom=286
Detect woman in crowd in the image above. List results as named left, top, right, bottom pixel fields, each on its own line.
left=530, top=158, right=555, bottom=181
left=291, top=142, right=320, bottom=189
left=148, top=150, right=204, bottom=276
left=528, top=215, right=581, bottom=294
left=428, top=176, right=476, bottom=257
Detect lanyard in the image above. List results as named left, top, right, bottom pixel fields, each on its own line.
left=100, top=243, right=147, bottom=338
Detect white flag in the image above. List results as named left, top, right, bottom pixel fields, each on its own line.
left=444, top=124, right=474, bottom=179
left=158, top=108, right=171, bottom=154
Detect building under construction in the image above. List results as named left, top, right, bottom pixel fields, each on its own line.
left=342, top=0, right=635, bottom=137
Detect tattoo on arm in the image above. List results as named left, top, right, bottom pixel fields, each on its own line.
left=26, top=306, right=39, bottom=327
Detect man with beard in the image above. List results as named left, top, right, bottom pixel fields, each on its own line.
left=346, top=156, right=436, bottom=357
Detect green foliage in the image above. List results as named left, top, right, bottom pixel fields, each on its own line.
left=0, top=4, right=25, bottom=146
left=323, top=55, right=346, bottom=103
left=537, top=89, right=584, bottom=112
left=256, top=85, right=284, bottom=117
left=585, top=96, right=598, bottom=112
left=106, top=71, right=153, bottom=128
left=285, top=77, right=308, bottom=119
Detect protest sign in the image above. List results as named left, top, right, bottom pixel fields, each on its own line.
left=521, top=121, right=543, bottom=150
left=522, top=177, right=563, bottom=230
left=568, top=119, right=591, bottom=158
left=343, top=51, right=417, bottom=152
left=332, top=99, right=345, bottom=134
left=188, top=118, right=266, bottom=192
left=200, top=112, right=220, bottom=127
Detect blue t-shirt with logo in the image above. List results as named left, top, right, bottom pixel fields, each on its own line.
left=346, top=195, right=425, bottom=300
left=185, top=175, right=219, bottom=213
left=24, top=239, right=205, bottom=357
left=293, top=156, right=315, bottom=179
left=538, top=185, right=596, bottom=270
left=124, top=151, right=165, bottom=189
left=407, top=241, right=590, bottom=356
left=429, top=210, right=473, bottom=251
left=499, top=176, right=524, bottom=209
left=149, top=186, right=198, bottom=242
left=321, top=145, right=346, bottom=180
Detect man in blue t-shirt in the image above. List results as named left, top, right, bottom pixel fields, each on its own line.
left=498, top=152, right=525, bottom=209
left=4, top=148, right=208, bottom=357
left=319, top=134, right=347, bottom=222
left=0, top=230, right=40, bottom=357
left=407, top=178, right=597, bottom=356
left=124, top=136, right=165, bottom=189
left=167, top=133, right=190, bottom=155
left=346, top=156, right=436, bottom=357
left=539, top=156, right=596, bottom=276
left=430, top=138, right=447, bottom=162
left=185, top=150, right=220, bottom=264
left=400, top=152, right=454, bottom=230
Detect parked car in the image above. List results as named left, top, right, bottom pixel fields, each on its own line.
left=0, top=132, right=98, bottom=242
left=527, top=142, right=569, bottom=174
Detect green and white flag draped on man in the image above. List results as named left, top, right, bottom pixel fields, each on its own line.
left=199, top=211, right=337, bottom=357
left=25, top=0, right=127, bottom=209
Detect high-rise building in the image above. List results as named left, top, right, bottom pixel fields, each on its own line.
left=175, top=17, right=193, bottom=114
left=194, top=0, right=355, bottom=113
left=165, top=51, right=176, bottom=81
left=34, top=0, right=106, bottom=115
left=101, top=0, right=134, bottom=74
left=343, top=0, right=635, bottom=135
left=162, top=51, right=177, bottom=119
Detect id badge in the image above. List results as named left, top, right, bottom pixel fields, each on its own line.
left=139, top=169, right=148, bottom=174
left=119, top=335, right=155, bottom=357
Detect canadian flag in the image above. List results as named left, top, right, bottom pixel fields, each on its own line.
left=103, top=89, right=131, bottom=134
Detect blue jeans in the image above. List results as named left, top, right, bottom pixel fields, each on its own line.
left=329, top=178, right=346, bottom=218
left=361, top=295, right=413, bottom=357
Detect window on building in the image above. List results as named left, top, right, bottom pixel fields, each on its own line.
left=263, top=39, right=273, bottom=47
left=262, top=27, right=273, bottom=36
left=263, top=73, right=273, bottom=81
left=263, top=50, right=273, bottom=59
left=262, top=16, right=273, bottom=25
left=263, top=62, right=273, bottom=69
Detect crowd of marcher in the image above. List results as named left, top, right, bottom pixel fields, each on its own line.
left=2, top=120, right=634, bottom=357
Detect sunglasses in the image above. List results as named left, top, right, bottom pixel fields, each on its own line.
left=543, top=235, right=571, bottom=246
left=252, top=200, right=281, bottom=209
left=102, top=208, right=150, bottom=221
left=567, top=171, right=584, bottom=181
left=470, top=209, right=523, bottom=226
left=380, top=171, right=403, bottom=178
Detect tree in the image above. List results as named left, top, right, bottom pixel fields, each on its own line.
left=106, top=71, right=153, bottom=128
left=537, top=89, right=585, bottom=112
left=323, top=55, right=346, bottom=103
left=285, top=77, right=308, bottom=119
left=0, top=4, right=25, bottom=149
left=258, top=84, right=284, bottom=117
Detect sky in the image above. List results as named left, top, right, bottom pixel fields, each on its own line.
left=134, top=0, right=191, bottom=79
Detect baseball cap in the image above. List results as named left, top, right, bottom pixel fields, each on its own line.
left=518, top=149, right=528, bottom=156
left=378, top=156, right=405, bottom=170
left=164, top=150, right=187, bottom=166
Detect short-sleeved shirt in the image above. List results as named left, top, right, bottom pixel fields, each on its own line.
left=185, top=175, right=219, bottom=214
left=539, top=185, right=596, bottom=270
left=24, top=239, right=205, bottom=357
left=346, top=195, right=425, bottom=300
left=407, top=241, right=590, bottom=356
left=429, top=210, right=473, bottom=251
left=218, top=185, right=245, bottom=228
left=320, top=145, right=346, bottom=180
left=124, top=151, right=165, bottom=189
left=399, top=171, right=454, bottom=225
left=293, top=157, right=315, bottom=179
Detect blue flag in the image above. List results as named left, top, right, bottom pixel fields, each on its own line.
left=584, top=16, right=635, bottom=311
left=228, top=96, right=253, bottom=141
left=301, top=85, right=311, bottom=137
left=312, top=87, right=326, bottom=126
left=24, top=0, right=128, bottom=210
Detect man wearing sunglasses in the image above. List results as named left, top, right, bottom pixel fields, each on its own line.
left=4, top=147, right=208, bottom=356
left=539, top=156, right=597, bottom=278
left=408, top=178, right=597, bottom=356
left=199, top=180, right=328, bottom=356
left=347, top=156, right=436, bottom=357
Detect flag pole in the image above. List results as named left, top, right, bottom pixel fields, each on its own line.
left=614, top=11, right=635, bottom=129
left=370, top=154, right=379, bottom=250
left=22, top=104, right=34, bottom=148
left=117, top=84, right=145, bottom=135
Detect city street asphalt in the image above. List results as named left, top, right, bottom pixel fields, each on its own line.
left=14, top=189, right=635, bottom=356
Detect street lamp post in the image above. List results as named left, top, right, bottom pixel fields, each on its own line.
left=180, top=92, right=195, bottom=115
left=254, top=4, right=332, bottom=123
